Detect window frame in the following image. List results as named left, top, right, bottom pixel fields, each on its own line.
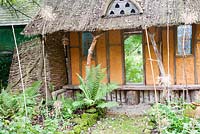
left=175, top=24, right=195, bottom=57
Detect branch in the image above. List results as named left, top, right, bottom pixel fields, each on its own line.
left=5, top=0, right=31, bottom=18
left=86, top=32, right=104, bottom=66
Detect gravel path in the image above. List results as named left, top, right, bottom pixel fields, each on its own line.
left=107, top=103, right=152, bottom=116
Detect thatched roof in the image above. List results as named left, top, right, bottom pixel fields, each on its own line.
left=23, top=0, right=200, bottom=35
left=0, top=2, right=40, bottom=26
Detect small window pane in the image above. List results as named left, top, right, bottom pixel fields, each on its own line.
left=177, top=25, right=192, bottom=55
left=82, top=32, right=93, bottom=57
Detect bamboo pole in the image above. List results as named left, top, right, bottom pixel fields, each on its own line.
left=12, top=25, right=28, bottom=118
left=145, top=26, right=161, bottom=132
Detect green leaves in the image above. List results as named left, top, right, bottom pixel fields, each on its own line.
left=148, top=102, right=200, bottom=134
left=75, top=65, right=119, bottom=109
left=124, top=35, right=143, bottom=83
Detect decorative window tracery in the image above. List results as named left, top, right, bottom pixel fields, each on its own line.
left=106, top=0, right=142, bottom=17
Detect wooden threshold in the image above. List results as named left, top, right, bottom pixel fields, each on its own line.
left=62, top=84, right=200, bottom=91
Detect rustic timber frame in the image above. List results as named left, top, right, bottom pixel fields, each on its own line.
left=22, top=0, right=200, bottom=104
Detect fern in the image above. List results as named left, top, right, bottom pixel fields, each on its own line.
left=75, top=65, right=119, bottom=109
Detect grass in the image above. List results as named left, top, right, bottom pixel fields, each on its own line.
left=90, top=115, right=150, bottom=134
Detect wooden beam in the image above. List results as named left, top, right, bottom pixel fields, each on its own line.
left=174, top=26, right=177, bottom=84
left=121, top=30, right=126, bottom=84
left=193, top=24, right=198, bottom=84
left=62, top=84, right=200, bottom=91
left=148, top=33, right=166, bottom=77
left=106, top=31, right=110, bottom=83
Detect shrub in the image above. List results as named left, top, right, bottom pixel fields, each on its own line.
left=73, top=65, right=119, bottom=110
left=148, top=102, right=200, bottom=134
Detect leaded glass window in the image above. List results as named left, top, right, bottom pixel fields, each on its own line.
left=82, top=32, right=93, bottom=57
left=106, top=0, right=140, bottom=17
left=177, top=25, right=192, bottom=55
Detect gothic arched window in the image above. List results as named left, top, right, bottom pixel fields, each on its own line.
left=106, top=0, right=142, bottom=17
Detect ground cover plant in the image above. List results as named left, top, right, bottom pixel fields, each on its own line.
left=0, top=65, right=118, bottom=134
left=90, top=115, right=148, bottom=134
left=148, top=100, right=200, bottom=134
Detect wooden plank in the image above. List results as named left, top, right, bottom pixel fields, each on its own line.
left=110, top=45, right=123, bottom=84
left=70, top=48, right=80, bottom=85
left=174, top=26, right=177, bottom=84
left=176, top=56, right=194, bottom=84
left=105, top=32, right=110, bottom=83
left=79, top=32, right=82, bottom=77
left=63, top=84, right=200, bottom=91
left=109, top=30, right=121, bottom=45
left=96, top=33, right=107, bottom=83
left=67, top=33, right=72, bottom=84
left=162, top=27, right=175, bottom=84
left=70, top=32, right=79, bottom=46
left=193, top=24, right=198, bottom=84
left=121, top=30, right=126, bottom=84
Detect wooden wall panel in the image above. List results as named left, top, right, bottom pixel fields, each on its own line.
left=144, top=27, right=160, bottom=85
left=176, top=57, right=194, bottom=84
left=70, top=32, right=79, bottom=46
left=110, top=45, right=123, bottom=84
left=196, top=42, right=200, bottom=84
left=109, top=30, right=121, bottom=45
left=145, top=45, right=160, bottom=85
left=162, top=28, right=175, bottom=84
left=195, top=25, right=200, bottom=83
left=70, top=32, right=80, bottom=85
left=70, top=48, right=80, bottom=85
left=197, top=24, right=200, bottom=40
left=96, top=34, right=108, bottom=83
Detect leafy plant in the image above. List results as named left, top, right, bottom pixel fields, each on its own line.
left=148, top=102, right=200, bottom=134
left=0, top=81, right=41, bottom=120
left=73, top=65, right=118, bottom=109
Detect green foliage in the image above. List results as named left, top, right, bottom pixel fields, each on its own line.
left=148, top=102, right=200, bottom=134
left=124, top=35, right=143, bottom=83
left=0, top=81, right=41, bottom=120
left=74, top=65, right=119, bottom=109
left=0, top=54, right=13, bottom=89
left=0, top=89, right=19, bottom=119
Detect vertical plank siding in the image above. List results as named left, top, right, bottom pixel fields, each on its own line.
left=65, top=25, right=200, bottom=105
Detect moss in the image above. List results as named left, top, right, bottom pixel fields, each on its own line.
left=97, top=108, right=106, bottom=118
left=70, top=117, right=82, bottom=125
left=81, top=113, right=98, bottom=126
left=86, top=108, right=97, bottom=113
left=73, top=125, right=82, bottom=134
left=67, top=131, right=75, bottom=134
left=70, top=112, right=99, bottom=134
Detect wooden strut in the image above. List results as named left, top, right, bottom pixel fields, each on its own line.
left=87, top=32, right=104, bottom=66
left=148, top=33, right=166, bottom=77
left=148, top=32, right=168, bottom=101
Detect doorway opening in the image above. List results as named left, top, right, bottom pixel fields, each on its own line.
left=124, top=33, right=144, bottom=84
